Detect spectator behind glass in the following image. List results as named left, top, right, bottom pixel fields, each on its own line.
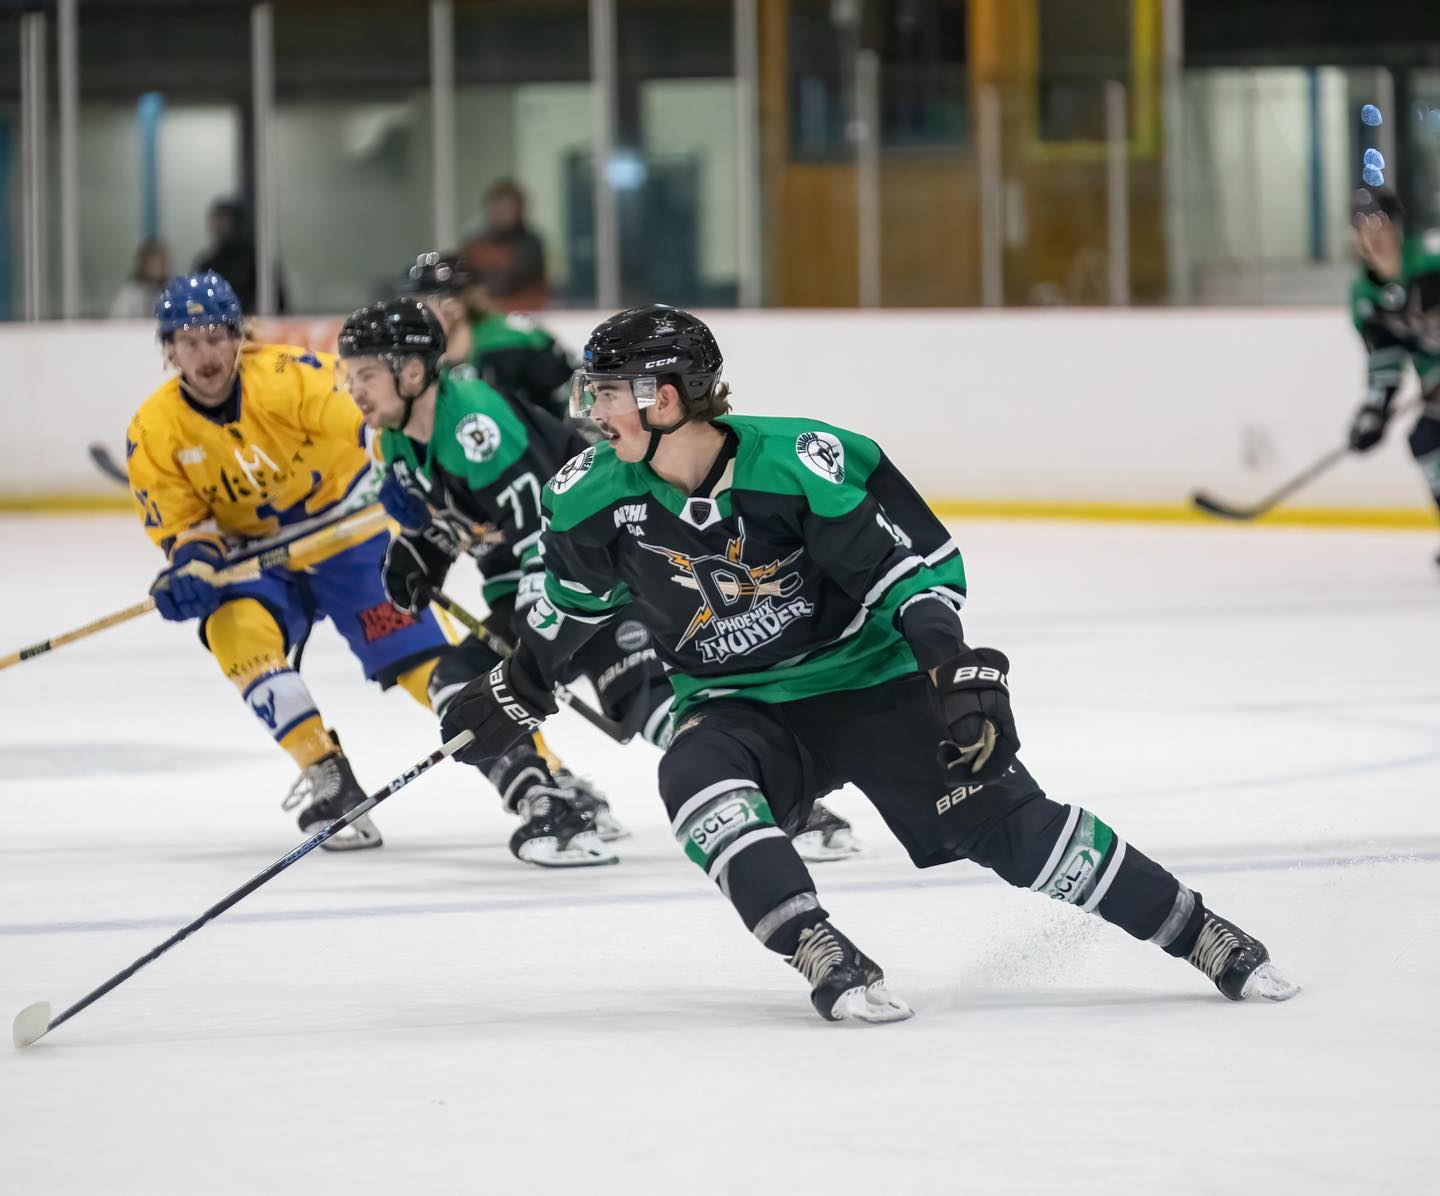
left=460, top=179, right=549, bottom=311
left=109, top=237, right=170, bottom=318
left=193, top=197, right=286, bottom=313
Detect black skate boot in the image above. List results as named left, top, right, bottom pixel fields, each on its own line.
left=510, top=783, right=618, bottom=868
left=787, top=921, right=913, bottom=1024
left=1187, top=911, right=1299, bottom=1001
left=283, top=748, right=382, bottom=852
left=792, top=799, right=863, bottom=862
left=552, top=768, right=630, bottom=842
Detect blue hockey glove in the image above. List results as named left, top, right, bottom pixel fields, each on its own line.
left=151, top=540, right=225, bottom=623
left=379, top=469, right=432, bottom=532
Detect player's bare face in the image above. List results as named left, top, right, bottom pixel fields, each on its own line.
left=1353, top=216, right=1402, bottom=278
left=343, top=359, right=406, bottom=430
left=170, top=327, right=241, bottom=406
left=588, top=381, right=648, bottom=462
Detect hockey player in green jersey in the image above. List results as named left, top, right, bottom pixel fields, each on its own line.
left=337, top=297, right=652, bottom=866
left=437, top=304, right=1300, bottom=1022
left=1347, top=186, right=1440, bottom=547
left=400, top=251, right=573, bottom=423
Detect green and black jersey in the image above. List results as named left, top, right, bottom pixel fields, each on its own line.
left=1350, top=231, right=1440, bottom=408
left=445, top=312, right=574, bottom=423
left=522, top=414, right=969, bottom=720
left=378, top=374, right=587, bottom=607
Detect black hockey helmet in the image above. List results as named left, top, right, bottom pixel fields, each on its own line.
left=1352, top=186, right=1405, bottom=226
left=338, top=296, right=447, bottom=416
left=398, top=250, right=474, bottom=297
left=571, top=304, right=723, bottom=421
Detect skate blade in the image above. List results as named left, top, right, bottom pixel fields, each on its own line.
left=317, top=814, right=384, bottom=853
left=1241, top=961, right=1301, bottom=1002
left=515, top=830, right=619, bottom=869
left=793, top=827, right=864, bottom=863
left=829, top=981, right=914, bottom=1024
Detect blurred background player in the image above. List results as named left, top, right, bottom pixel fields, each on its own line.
left=125, top=273, right=451, bottom=849
left=437, top=305, right=1297, bottom=1022
left=1347, top=186, right=1440, bottom=557
left=399, top=251, right=573, bottom=423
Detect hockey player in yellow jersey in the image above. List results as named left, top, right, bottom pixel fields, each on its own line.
left=127, top=273, right=453, bottom=848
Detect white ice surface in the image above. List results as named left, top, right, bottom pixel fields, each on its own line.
left=2, top=514, right=1438, bottom=1194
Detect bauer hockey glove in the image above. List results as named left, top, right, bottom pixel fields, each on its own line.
left=439, top=654, right=558, bottom=767
left=1348, top=404, right=1389, bottom=453
left=931, top=647, right=1020, bottom=785
left=382, top=532, right=452, bottom=615
left=150, top=540, right=225, bottom=622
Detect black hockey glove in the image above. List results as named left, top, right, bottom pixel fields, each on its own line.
left=439, top=655, right=558, bottom=767
left=930, top=647, right=1020, bottom=785
left=1349, top=405, right=1389, bottom=452
left=381, top=532, right=453, bottom=615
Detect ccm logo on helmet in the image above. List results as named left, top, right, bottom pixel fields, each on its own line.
left=643, top=356, right=678, bottom=368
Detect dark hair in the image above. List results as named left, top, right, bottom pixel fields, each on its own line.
left=662, top=374, right=731, bottom=420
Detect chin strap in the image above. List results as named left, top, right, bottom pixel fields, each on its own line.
left=639, top=409, right=695, bottom=463
left=388, top=355, right=436, bottom=427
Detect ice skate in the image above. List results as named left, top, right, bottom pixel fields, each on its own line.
left=787, top=921, right=913, bottom=1024
left=1187, top=911, right=1299, bottom=1001
left=511, top=784, right=618, bottom=868
left=283, top=749, right=382, bottom=851
left=793, top=799, right=863, bottom=862
left=553, top=768, right=630, bottom=841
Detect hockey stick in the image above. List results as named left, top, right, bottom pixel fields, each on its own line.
left=11, top=730, right=473, bottom=1049
left=0, top=506, right=392, bottom=672
left=1191, top=400, right=1422, bottom=521
left=87, top=442, right=129, bottom=487
left=428, top=589, right=640, bottom=744
left=0, top=598, right=159, bottom=671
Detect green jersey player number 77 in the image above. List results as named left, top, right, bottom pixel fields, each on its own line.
left=439, top=304, right=1301, bottom=1023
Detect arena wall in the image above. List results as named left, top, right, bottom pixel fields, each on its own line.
left=5, top=309, right=1432, bottom=524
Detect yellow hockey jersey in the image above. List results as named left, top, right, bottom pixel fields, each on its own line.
left=126, top=343, right=370, bottom=556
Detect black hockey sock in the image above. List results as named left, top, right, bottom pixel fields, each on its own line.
left=485, top=741, right=557, bottom=814
left=669, top=784, right=824, bottom=950
left=969, top=797, right=1206, bottom=955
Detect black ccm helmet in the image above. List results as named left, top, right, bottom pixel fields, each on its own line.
left=572, top=305, right=724, bottom=457
left=338, top=296, right=447, bottom=419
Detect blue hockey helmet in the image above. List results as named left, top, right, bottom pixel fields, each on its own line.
left=155, top=273, right=244, bottom=340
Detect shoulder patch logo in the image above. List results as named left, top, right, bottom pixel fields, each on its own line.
left=550, top=447, right=596, bottom=494
left=456, top=412, right=502, bottom=463
left=795, top=430, right=845, bottom=484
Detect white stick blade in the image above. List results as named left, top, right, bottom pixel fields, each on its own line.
left=12, top=1001, right=51, bottom=1048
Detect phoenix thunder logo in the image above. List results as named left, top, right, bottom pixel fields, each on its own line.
left=639, top=519, right=813, bottom=664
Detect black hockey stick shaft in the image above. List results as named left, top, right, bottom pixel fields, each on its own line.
left=1192, top=398, right=1422, bottom=521
left=428, top=590, right=636, bottom=744
left=1192, top=443, right=1351, bottom=521
left=87, top=443, right=129, bottom=486
left=12, top=732, right=472, bottom=1048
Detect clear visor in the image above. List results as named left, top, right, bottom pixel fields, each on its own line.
left=569, top=371, right=658, bottom=419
